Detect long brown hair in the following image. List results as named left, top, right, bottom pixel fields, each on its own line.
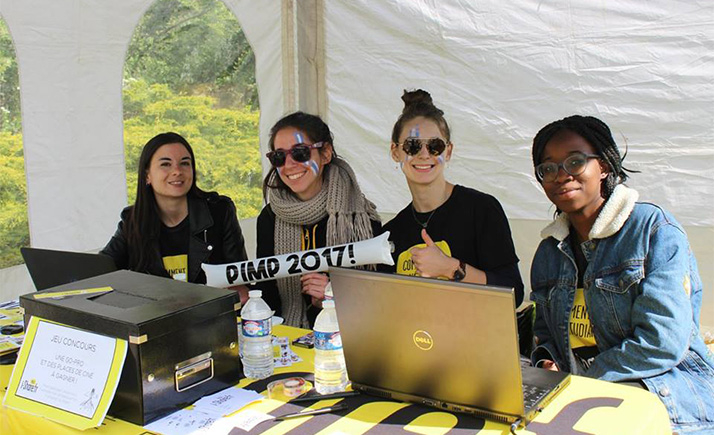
left=126, top=132, right=204, bottom=272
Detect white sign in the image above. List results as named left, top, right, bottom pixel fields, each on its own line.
left=202, top=231, right=395, bottom=287
left=4, top=317, right=127, bottom=430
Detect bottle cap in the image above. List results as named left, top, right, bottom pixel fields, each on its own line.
left=248, top=290, right=262, bottom=298
left=323, top=300, right=335, bottom=308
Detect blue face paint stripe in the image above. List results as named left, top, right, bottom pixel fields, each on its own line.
left=437, top=155, right=445, bottom=165
left=304, top=160, right=319, bottom=175
left=409, top=124, right=420, bottom=138
left=294, top=132, right=304, bottom=144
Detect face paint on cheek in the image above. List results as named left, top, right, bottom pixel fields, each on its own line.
left=303, top=159, right=320, bottom=175
left=436, top=155, right=445, bottom=165
left=276, top=166, right=283, bottom=176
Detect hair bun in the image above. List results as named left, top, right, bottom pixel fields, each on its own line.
left=401, top=89, right=443, bottom=116
left=402, top=88, right=433, bottom=106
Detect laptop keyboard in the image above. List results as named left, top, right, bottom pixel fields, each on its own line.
left=519, top=357, right=550, bottom=409
left=522, top=384, right=549, bottom=409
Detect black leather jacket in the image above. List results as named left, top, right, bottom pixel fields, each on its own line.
left=100, top=192, right=247, bottom=284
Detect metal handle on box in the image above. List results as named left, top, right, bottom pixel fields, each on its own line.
left=174, top=357, right=214, bottom=392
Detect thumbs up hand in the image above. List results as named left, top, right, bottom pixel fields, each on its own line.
left=409, top=229, right=456, bottom=278
left=420, top=228, right=436, bottom=247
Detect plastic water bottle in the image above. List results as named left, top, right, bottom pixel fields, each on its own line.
left=313, top=300, right=348, bottom=393
left=241, top=290, right=274, bottom=379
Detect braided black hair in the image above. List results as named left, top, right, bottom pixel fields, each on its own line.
left=532, top=115, right=636, bottom=199
left=391, top=89, right=451, bottom=143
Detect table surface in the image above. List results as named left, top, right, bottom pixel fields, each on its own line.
left=0, top=309, right=672, bottom=435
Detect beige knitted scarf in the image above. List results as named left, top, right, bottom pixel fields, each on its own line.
left=268, top=157, right=380, bottom=327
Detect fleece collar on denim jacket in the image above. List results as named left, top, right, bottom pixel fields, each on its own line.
left=540, top=184, right=639, bottom=242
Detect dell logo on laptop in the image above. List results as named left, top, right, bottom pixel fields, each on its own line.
left=413, top=330, right=433, bottom=350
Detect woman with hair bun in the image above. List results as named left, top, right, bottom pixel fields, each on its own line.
left=257, top=111, right=381, bottom=328
left=529, top=115, right=714, bottom=433
left=383, top=89, right=524, bottom=306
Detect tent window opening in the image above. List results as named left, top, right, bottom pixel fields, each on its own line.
left=123, top=0, right=262, bottom=218
left=0, top=18, right=28, bottom=269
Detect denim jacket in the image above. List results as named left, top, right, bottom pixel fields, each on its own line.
left=530, top=185, right=714, bottom=432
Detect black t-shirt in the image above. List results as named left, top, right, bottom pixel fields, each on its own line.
left=255, top=204, right=382, bottom=327
left=159, top=216, right=190, bottom=281
left=383, top=185, right=524, bottom=306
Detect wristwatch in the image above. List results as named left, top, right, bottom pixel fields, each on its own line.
left=451, top=259, right=466, bottom=281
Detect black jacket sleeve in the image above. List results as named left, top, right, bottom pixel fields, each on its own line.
left=99, top=206, right=132, bottom=270
left=220, top=198, right=248, bottom=263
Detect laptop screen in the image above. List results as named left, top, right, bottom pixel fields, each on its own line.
left=329, top=267, right=525, bottom=417
left=21, top=247, right=118, bottom=291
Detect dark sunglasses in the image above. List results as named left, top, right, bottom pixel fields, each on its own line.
left=398, top=137, right=448, bottom=156
left=266, top=142, right=325, bottom=167
left=535, top=152, right=600, bottom=182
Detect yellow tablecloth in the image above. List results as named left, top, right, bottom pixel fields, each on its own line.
left=1, top=321, right=672, bottom=434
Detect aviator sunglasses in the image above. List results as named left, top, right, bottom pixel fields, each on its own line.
left=266, top=142, right=325, bottom=167
left=535, top=152, right=600, bottom=183
left=398, top=137, right=448, bottom=156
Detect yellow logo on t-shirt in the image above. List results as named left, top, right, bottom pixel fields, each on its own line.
left=570, top=287, right=596, bottom=349
left=396, top=240, right=451, bottom=276
left=162, top=254, right=188, bottom=282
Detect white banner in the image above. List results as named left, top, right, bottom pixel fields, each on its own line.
left=202, top=232, right=394, bottom=287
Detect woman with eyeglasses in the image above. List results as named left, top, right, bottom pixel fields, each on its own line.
left=101, top=132, right=248, bottom=286
left=383, top=89, right=524, bottom=306
left=256, top=111, right=381, bottom=328
left=530, top=115, right=714, bottom=433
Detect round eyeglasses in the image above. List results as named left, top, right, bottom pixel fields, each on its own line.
left=535, top=152, right=600, bottom=182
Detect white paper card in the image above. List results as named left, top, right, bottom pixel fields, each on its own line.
left=15, top=320, right=118, bottom=418
left=144, top=408, right=219, bottom=435
left=192, top=386, right=263, bottom=417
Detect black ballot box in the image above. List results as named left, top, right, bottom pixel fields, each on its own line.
left=19, top=270, right=243, bottom=425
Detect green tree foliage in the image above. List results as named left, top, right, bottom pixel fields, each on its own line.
left=0, top=22, right=20, bottom=134
left=123, top=79, right=262, bottom=218
left=125, top=0, right=258, bottom=108
left=0, top=21, right=27, bottom=268
left=123, top=0, right=262, bottom=219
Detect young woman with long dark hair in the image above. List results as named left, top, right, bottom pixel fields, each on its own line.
left=256, top=112, right=381, bottom=328
left=101, top=132, right=248, bottom=286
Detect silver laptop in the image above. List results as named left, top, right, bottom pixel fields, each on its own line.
left=329, top=267, right=570, bottom=428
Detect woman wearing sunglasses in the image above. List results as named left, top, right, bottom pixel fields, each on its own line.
left=101, top=132, right=248, bottom=286
left=256, top=111, right=381, bottom=328
left=530, top=115, right=714, bottom=433
left=383, top=90, right=524, bottom=306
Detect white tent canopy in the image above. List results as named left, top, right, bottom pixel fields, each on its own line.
left=0, top=0, right=712, bottom=327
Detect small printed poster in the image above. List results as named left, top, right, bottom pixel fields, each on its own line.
left=3, top=316, right=127, bottom=430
